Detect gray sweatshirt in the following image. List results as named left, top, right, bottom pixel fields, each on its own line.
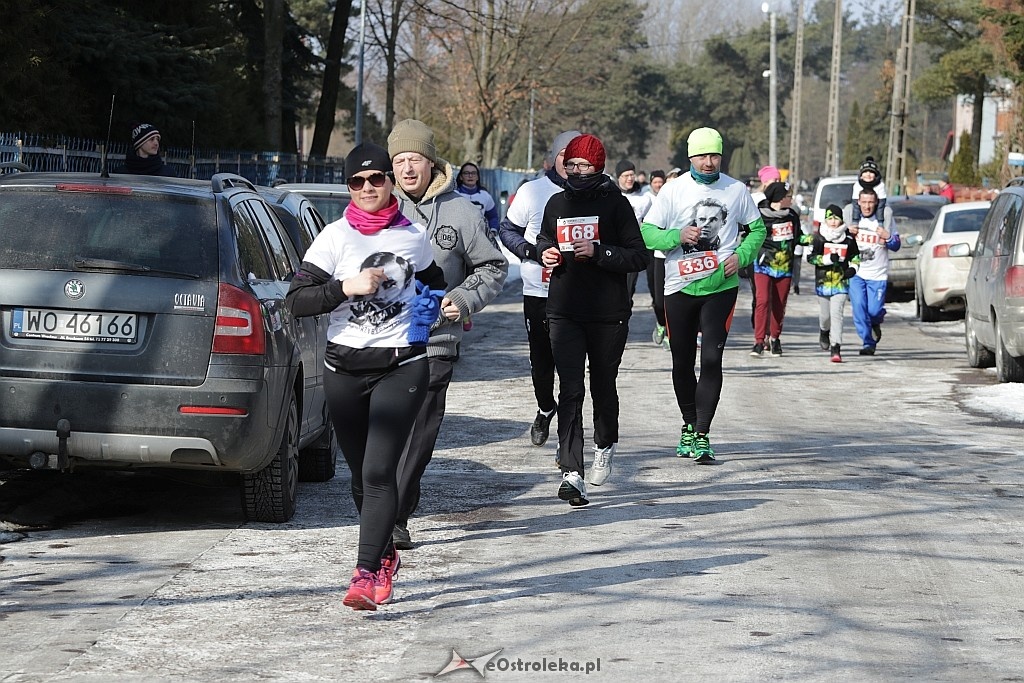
left=394, top=159, right=508, bottom=358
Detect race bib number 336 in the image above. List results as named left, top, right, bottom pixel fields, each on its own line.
left=556, top=216, right=600, bottom=251
left=677, top=251, right=719, bottom=285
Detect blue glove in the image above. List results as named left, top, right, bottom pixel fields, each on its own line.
left=407, top=281, right=446, bottom=346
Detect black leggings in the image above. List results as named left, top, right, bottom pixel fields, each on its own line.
left=645, top=254, right=666, bottom=327
left=523, top=295, right=556, bottom=412
left=664, top=287, right=738, bottom=434
left=325, top=357, right=429, bottom=572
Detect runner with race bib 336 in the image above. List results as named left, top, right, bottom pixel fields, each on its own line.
left=640, top=127, right=766, bottom=464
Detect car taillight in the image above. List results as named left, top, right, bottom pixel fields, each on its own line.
left=933, top=244, right=951, bottom=258
left=213, top=283, right=266, bottom=354
left=1006, top=265, right=1024, bottom=299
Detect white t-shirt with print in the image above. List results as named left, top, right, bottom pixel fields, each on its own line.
left=644, top=173, right=761, bottom=294
left=852, top=213, right=894, bottom=281
left=302, top=216, right=435, bottom=348
left=505, top=175, right=562, bottom=298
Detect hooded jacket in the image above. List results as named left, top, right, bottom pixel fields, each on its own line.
left=393, top=158, right=508, bottom=358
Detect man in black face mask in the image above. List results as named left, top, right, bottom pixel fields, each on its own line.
left=536, top=133, right=650, bottom=506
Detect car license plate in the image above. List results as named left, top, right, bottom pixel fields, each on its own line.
left=11, top=308, right=138, bottom=344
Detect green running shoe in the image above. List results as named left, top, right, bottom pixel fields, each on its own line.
left=693, top=433, right=716, bottom=464
left=676, top=424, right=696, bottom=458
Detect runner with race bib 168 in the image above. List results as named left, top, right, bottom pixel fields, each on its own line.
left=640, top=127, right=767, bottom=464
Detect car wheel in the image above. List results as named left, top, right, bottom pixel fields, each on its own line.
left=298, top=421, right=336, bottom=482
left=242, top=392, right=299, bottom=522
left=995, top=320, right=1024, bottom=383
left=965, top=307, right=995, bottom=368
left=917, top=288, right=940, bottom=322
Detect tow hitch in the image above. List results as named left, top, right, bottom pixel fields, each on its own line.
left=28, top=419, right=72, bottom=471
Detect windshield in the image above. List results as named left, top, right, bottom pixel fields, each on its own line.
left=0, top=188, right=218, bottom=277
left=817, top=182, right=854, bottom=209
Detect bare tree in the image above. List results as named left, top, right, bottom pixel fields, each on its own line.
left=309, top=0, right=355, bottom=157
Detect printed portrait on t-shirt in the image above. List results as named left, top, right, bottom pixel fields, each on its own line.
left=682, top=198, right=728, bottom=254
left=348, top=252, right=414, bottom=330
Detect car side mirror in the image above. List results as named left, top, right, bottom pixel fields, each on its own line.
left=947, top=242, right=972, bottom=258
left=905, top=234, right=924, bottom=246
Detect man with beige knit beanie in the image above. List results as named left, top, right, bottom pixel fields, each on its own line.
left=387, top=119, right=507, bottom=550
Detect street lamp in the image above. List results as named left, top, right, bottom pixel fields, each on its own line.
left=762, top=2, right=777, bottom=169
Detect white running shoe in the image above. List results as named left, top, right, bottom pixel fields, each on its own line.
left=557, top=471, right=589, bottom=506
left=587, top=444, right=616, bottom=486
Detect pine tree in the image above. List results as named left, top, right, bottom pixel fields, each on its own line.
left=949, top=131, right=981, bottom=185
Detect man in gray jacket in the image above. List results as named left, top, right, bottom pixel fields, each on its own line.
left=388, top=119, right=508, bottom=548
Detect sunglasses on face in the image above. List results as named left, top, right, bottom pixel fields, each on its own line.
left=347, top=172, right=389, bottom=190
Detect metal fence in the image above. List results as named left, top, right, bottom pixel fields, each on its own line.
left=0, top=132, right=539, bottom=217
left=0, top=132, right=346, bottom=184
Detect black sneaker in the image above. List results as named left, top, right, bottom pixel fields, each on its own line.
left=530, top=404, right=556, bottom=446
left=392, top=523, right=413, bottom=550
left=819, top=329, right=830, bottom=351
left=859, top=346, right=876, bottom=356
left=871, top=323, right=882, bottom=342
left=769, top=338, right=783, bottom=356
left=750, top=343, right=764, bottom=356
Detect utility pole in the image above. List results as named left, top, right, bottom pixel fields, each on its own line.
left=762, top=3, right=778, bottom=168
left=354, top=0, right=367, bottom=145
left=789, top=0, right=805, bottom=189
left=886, top=0, right=916, bottom=195
left=824, top=0, right=842, bottom=177
left=527, top=89, right=535, bottom=169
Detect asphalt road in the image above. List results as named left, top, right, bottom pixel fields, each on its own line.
left=2, top=273, right=1023, bottom=682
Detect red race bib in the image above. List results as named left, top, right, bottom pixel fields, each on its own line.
left=556, top=216, right=601, bottom=252
left=823, top=243, right=848, bottom=259
left=771, top=220, right=795, bottom=241
left=676, top=251, right=719, bottom=285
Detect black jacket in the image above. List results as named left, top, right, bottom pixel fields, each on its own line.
left=537, top=178, right=650, bottom=322
left=114, top=152, right=176, bottom=177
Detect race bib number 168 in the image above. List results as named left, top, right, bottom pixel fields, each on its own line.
left=556, top=216, right=601, bottom=252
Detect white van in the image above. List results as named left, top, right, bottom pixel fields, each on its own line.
left=811, top=175, right=857, bottom=232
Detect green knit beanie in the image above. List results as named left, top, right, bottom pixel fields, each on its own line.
left=687, top=127, right=723, bottom=157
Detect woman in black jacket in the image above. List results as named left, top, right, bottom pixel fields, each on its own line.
left=537, top=134, right=650, bottom=505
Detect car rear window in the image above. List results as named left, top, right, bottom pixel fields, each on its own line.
left=943, top=208, right=988, bottom=233
left=817, top=182, right=854, bottom=208
left=0, top=188, right=218, bottom=278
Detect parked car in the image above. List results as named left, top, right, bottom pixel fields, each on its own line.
left=914, top=200, right=990, bottom=321
left=885, top=195, right=948, bottom=300
left=810, top=175, right=856, bottom=232
left=960, top=177, right=1024, bottom=382
left=278, top=183, right=351, bottom=225
left=256, top=185, right=336, bottom=481
left=0, top=172, right=334, bottom=521
left=258, top=185, right=327, bottom=259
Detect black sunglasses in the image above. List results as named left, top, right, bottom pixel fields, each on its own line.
left=347, top=172, right=389, bottom=190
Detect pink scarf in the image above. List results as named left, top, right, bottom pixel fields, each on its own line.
left=345, top=196, right=412, bottom=235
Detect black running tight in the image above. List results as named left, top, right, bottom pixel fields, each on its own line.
left=664, top=287, right=738, bottom=434
left=325, top=358, right=429, bottom=572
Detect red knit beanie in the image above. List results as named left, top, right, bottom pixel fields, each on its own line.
left=564, top=134, right=606, bottom=172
